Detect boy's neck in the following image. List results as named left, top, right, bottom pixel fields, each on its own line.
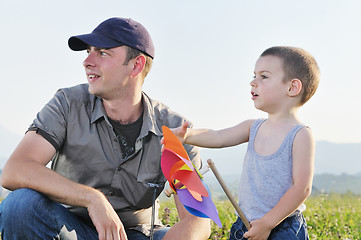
left=267, top=108, right=300, bottom=124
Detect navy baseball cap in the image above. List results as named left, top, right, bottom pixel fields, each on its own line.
left=68, top=17, right=154, bottom=59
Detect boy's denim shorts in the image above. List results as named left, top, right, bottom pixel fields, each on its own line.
left=229, top=212, right=309, bottom=240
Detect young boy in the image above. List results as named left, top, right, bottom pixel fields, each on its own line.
left=169, top=46, right=320, bottom=239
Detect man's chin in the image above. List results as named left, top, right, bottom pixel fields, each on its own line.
left=88, top=86, right=100, bottom=96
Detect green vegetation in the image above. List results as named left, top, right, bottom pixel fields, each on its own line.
left=159, top=193, right=361, bottom=240
left=305, top=193, right=361, bottom=239
left=0, top=193, right=359, bottom=239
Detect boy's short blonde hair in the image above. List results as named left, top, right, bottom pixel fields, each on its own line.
left=261, top=46, right=320, bottom=106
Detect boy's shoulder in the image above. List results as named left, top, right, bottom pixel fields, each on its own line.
left=293, top=125, right=314, bottom=145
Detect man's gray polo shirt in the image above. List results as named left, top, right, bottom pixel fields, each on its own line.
left=28, top=84, right=201, bottom=233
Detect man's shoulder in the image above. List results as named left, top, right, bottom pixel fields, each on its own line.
left=58, top=83, right=89, bottom=96
left=143, top=93, right=192, bottom=129
left=57, top=84, right=93, bottom=104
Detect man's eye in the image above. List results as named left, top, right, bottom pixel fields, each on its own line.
left=261, top=75, right=268, bottom=79
left=100, top=51, right=108, bottom=56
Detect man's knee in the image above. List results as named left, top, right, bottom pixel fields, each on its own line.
left=0, top=188, right=55, bottom=238
left=1, top=188, right=46, bottom=215
left=1, top=188, right=74, bottom=239
left=0, top=188, right=55, bottom=227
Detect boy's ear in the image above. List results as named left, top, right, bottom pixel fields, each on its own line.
left=130, top=55, right=146, bottom=78
left=288, top=78, right=302, bottom=97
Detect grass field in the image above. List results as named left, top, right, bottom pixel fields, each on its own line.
left=159, top=193, right=361, bottom=240
left=0, top=193, right=359, bottom=239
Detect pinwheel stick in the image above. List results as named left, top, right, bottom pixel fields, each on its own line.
left=207, top=159, right=251, bottom=230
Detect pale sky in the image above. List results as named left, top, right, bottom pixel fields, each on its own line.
left=1, top=0, right=361, bottom=144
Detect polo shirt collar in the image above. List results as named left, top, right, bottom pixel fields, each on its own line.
left=89, top=92, right=162, bottom=137
left=140, top=92, right=163, bottom=137
left=90, top=95, right=107, bottom=124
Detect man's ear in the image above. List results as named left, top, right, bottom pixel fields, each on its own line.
left=130, top=55, right=146, bottom=78
left=288, top=78, right=302, bottom=97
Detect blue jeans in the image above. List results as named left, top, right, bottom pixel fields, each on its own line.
left=0, top=188, right=168, bottom=240
left=229, top=212, right=309, bottom=240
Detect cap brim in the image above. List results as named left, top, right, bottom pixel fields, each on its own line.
left=68, top=33, right=123, bottom=51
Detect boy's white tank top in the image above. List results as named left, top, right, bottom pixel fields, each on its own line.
left=238, top=119, right=306, bottom=222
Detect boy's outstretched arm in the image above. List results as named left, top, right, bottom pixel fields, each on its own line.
left=243, top=127, right=315, bottom=240
left=166, top=120, right=254, bottom=148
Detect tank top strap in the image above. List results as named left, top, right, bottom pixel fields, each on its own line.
left=249, top=119, right=307, bottom=155
left=249, top=119, right=267, bottom=148
left=286, top=124, right=308, bottom=153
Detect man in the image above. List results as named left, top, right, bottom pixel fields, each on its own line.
left=0, top=17, right=211, bottom=240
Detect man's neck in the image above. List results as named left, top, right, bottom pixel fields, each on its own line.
left=103, top=93, right=143, bottom=124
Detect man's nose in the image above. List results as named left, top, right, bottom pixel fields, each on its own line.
left=83, top=50, right=96, bottom=68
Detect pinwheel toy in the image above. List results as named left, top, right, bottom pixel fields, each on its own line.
left=161, top=126, right=222, bottom=227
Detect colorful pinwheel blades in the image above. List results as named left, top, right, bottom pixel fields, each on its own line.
left=161, top=126, right=222, bottom=227
left=177, top=183, right=222, bottom=228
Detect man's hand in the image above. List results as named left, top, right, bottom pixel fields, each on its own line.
left=87, top=190, right=128, bottom=240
